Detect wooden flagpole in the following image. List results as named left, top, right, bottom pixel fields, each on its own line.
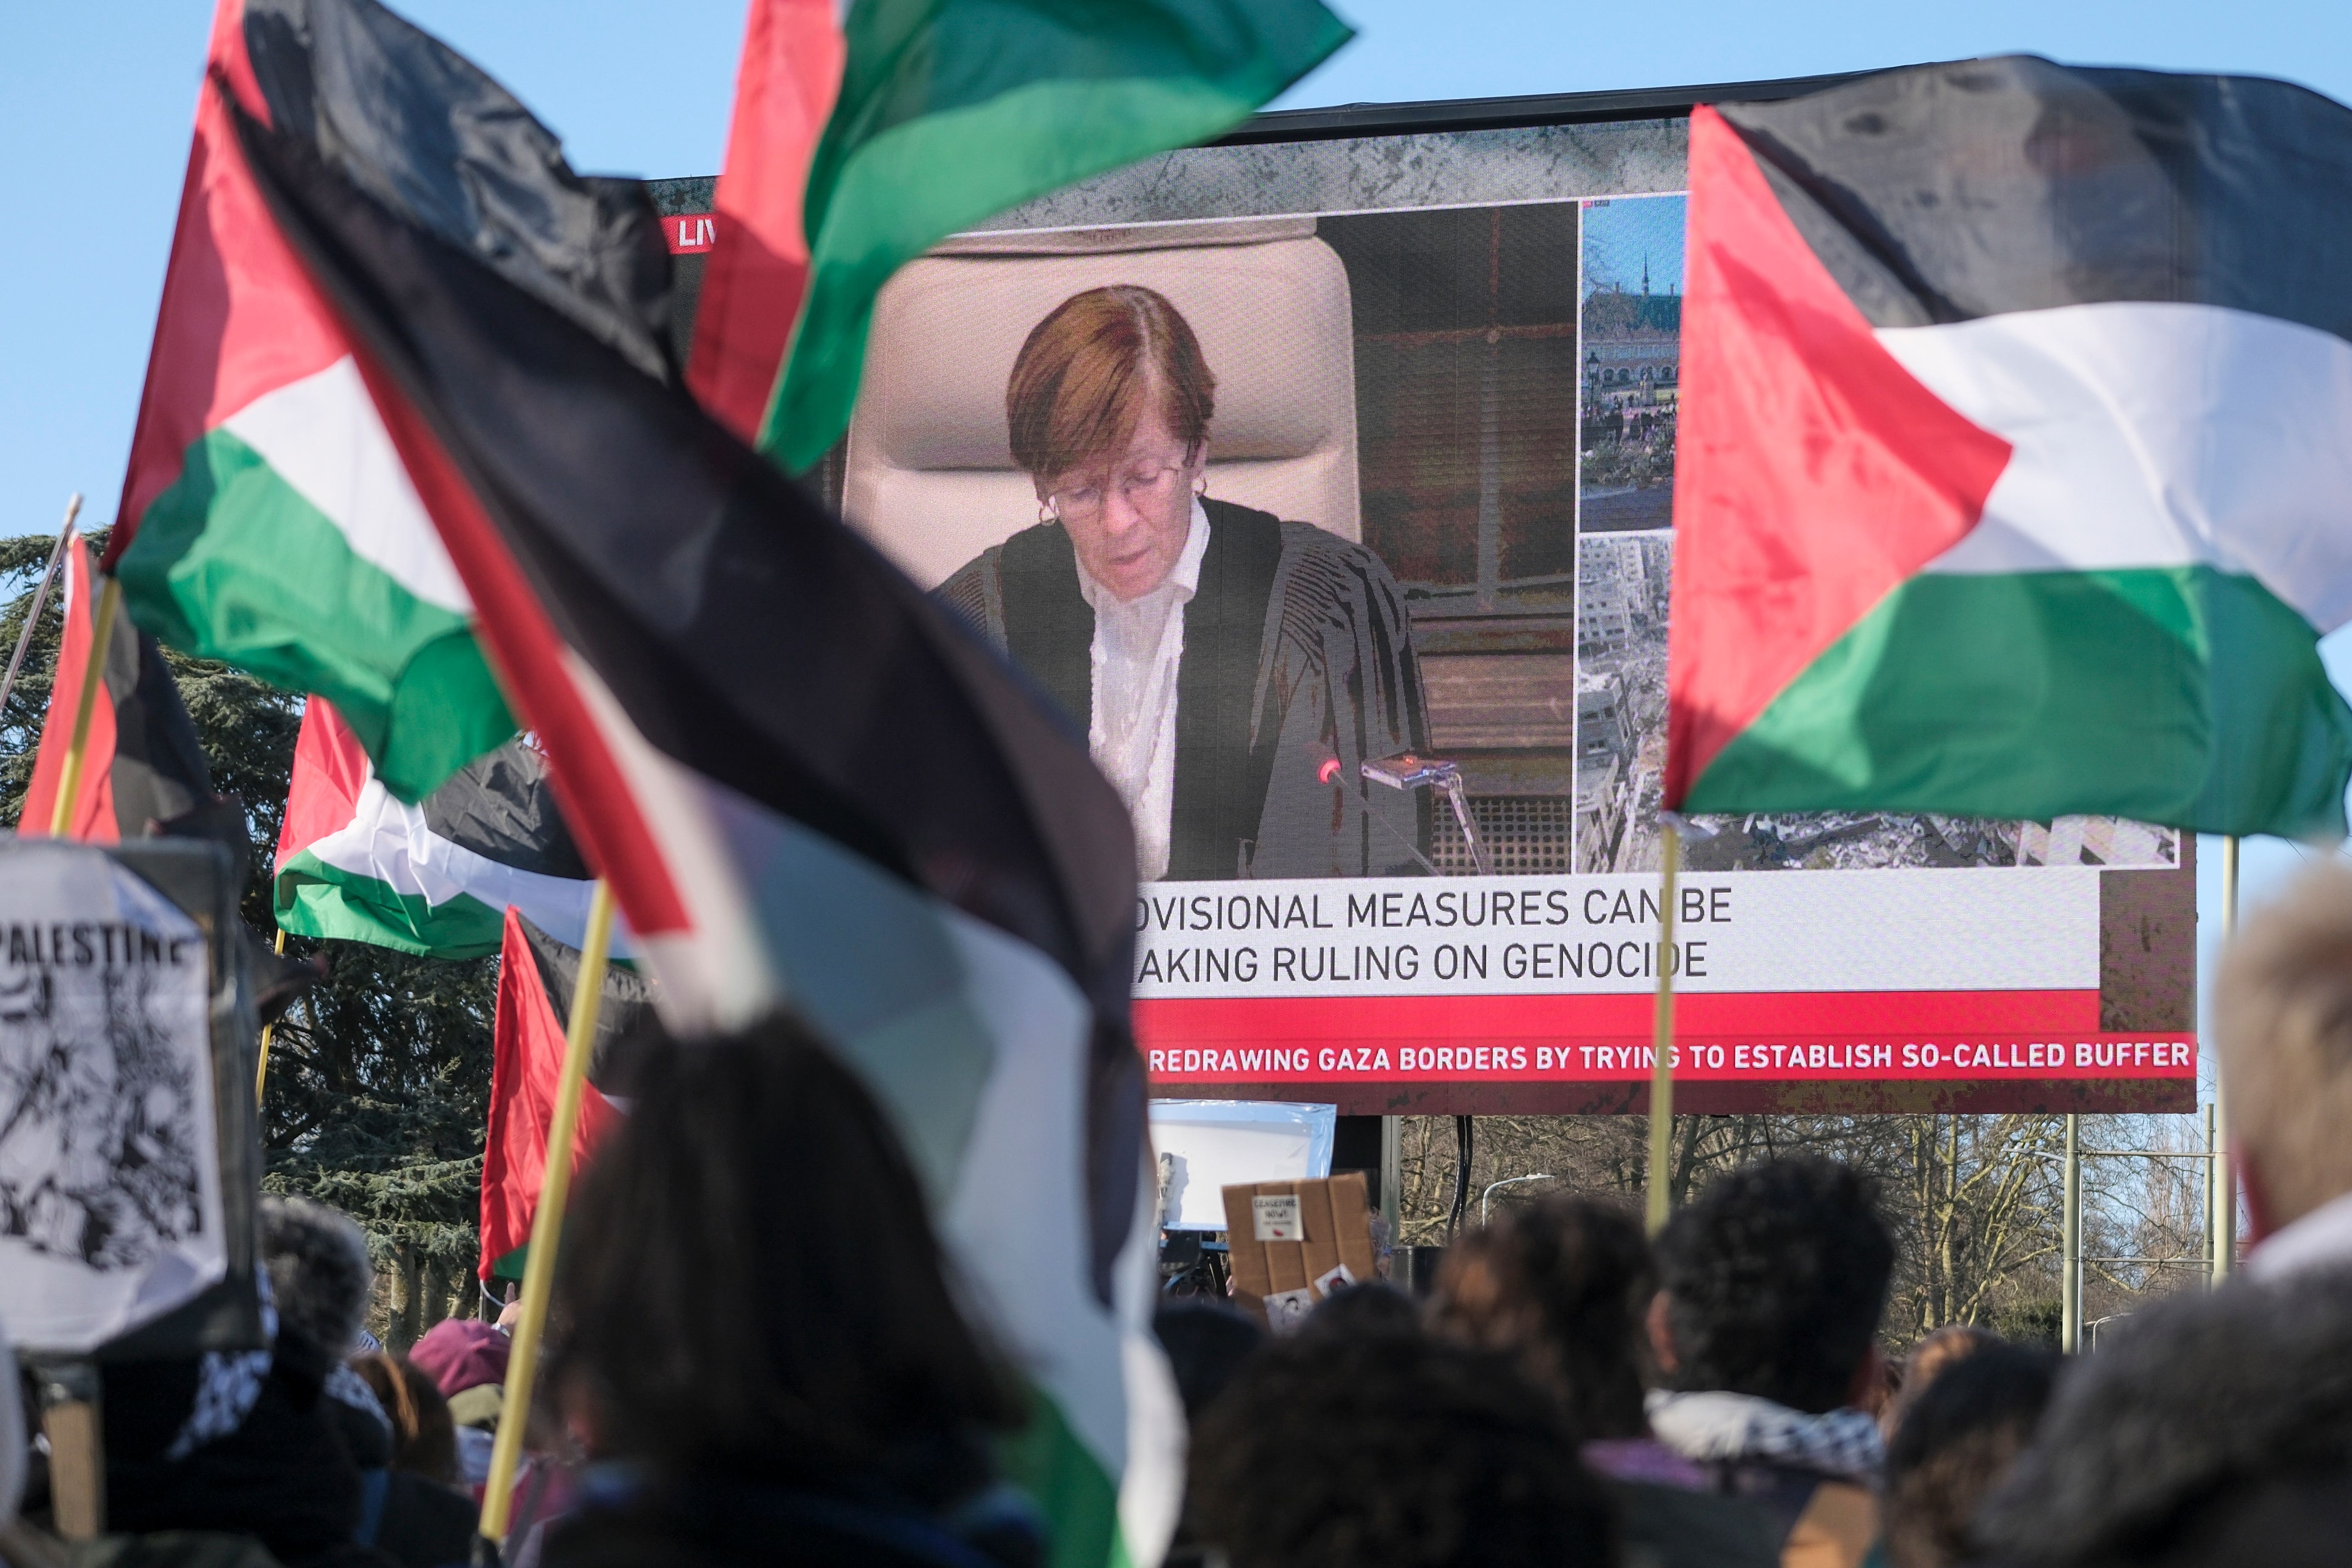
left=478, top=879, right=615, bottom=1547
left=48, top=575, right=123, bottom=838
left=1646, top=817, right=1682, bottom=1235
left=0, top=494, right=79, bottom=720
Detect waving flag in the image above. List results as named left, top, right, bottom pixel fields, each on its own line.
left=686, top=0, right=843, bottom=442
left=20, top=537, right=216, bottom=842
left=760, top=0, right=1353, bottom=472
left=273, top=700, right=625, bottom=959
left=480, top=910, right=665, bottom=1282
left=1668, top=58, right=2352, bottom=838
left=100, top=0, right=563, bottom=801
left=214, top=4, right=1179, bottom=1562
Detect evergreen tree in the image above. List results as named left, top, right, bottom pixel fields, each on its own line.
left=2, top=532, right=499, bottom=1342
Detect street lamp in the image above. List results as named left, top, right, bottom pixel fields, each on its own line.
left=1481, top=1173, right=1556, bottom=1226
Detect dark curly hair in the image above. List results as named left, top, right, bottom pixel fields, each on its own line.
left=1190, top=1327, right=1619, bottom=1568
left=1430, top=1194, right=1654, bottom=1440
left=1884, top=1343, right=2059, bottom=1568
left=1655, top=1156, right=1893, bottom=1413
left=551, top=1012, right=1022, bottom=1504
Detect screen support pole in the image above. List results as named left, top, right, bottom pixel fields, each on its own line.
left=2203, top=1102, right=2218, bottom=1284
left=2213, top=836, right=2238, bottom=1282
left=1379, top=1115, right=1402, bottom=1239
left=1646, top=819, right=1681, bottom=1235
left=2062, top=1112, right=2081, bottom=1352
left=478, top=879, right=615, bottom=1548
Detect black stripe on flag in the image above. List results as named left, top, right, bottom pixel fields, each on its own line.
left=420, top=737, right=589, bottom=881
left=107, top=623, right=218, bottom=841
left=240, top=0, right=677, bottom=381
left=515, top=912, right=667, bottom=1099
left=1721, top=56, right=2352, bottom=341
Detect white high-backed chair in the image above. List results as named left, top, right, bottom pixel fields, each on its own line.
left=842, top=218, right=1361, bottom=590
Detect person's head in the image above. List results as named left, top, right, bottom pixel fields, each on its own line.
left=1885, top=1325, right=2001, bottom=1440
left=1974, top=1267, right=2352, bottom=1567
left=409, top=1318, right=509, bottom=1400
left=1189, top=1328, right=1619, bottom=1568
left=2215, top=863, right=2352, bottom=1239
left=259, top=1195, right=373, bottom=1360
left=1652, top=1156, right=1894, bottom=1413
left=352, top=1352, right=460, bottom=1484
left=1430, top=1194, right=1653, bottom=1440
left=1153, top=1301, right=1264, bottom=1424
left=1008, top=285, right=1215, bottom=602
left=1883, top=1343, right=2060, bottom=1568
left=551, top=1011, right=1021, bottom=1503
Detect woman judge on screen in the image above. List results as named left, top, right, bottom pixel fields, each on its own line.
left=938, top=284, right=1431, bottom=881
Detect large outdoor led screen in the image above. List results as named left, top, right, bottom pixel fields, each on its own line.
left=656, top=89, right=2196, bottom=1115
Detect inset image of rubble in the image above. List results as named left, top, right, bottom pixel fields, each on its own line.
left=1573, top=533, right=1672, bottom=871
left=1568, top=532, right=2181, bottom=873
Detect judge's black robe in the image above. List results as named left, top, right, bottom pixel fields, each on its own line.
left=938, top=498, right=1431, bottom=879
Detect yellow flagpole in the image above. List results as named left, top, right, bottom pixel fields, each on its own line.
left=255, top=928, right=288, bottom=1104
left=1646, top=817, right=1682, bottom=1235
left=478, top=879, right=615, bottom=1545
left=49, top=576, right=122, bottom=838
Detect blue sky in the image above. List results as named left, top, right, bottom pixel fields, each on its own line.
left=8, top=0, right=2352, bottom=1057
left=1584, top=198, right=1690, bottom=301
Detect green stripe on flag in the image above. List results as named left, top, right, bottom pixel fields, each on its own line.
left=1000, top=1384, right=1131, bottom=1568
left=1688, top=566, right=2352, bottom=838
left=118, top=426, right=514, bottom=800
left=761, top=0, right=1352, bottom=474
left=275, top=849, right=511, bottom=958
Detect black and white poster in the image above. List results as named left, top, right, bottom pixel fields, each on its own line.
left=0, top=842, right=223, bottom=1353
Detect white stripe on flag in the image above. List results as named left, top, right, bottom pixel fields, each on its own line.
left=302, top=775, right=638, bottom=958
left=942, top=911, right=1184, bottom=1566
left=561, top=649, right=777, bottom=1033
left=222, top=356, right=474, bottom=613
left=1880, top=301, right=2352, bottom=633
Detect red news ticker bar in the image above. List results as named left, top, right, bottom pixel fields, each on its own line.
left=1138, top=990, right=2195, bottom=1084
left=663, top=214, right=716, bottom=253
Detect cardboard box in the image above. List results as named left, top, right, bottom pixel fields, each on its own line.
left=1220, top=1172, right=1378, bottom=1332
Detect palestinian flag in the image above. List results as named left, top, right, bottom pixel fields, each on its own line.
left=480, top=909, right=665, bottom=1282
left=101, top=0, right=560, bottom=802
left=1668, top=57, right=2352, bottom=838
left=684, top=0, right=843, bottom=442
left=20, top=536, right=216, bottom=841
left=758, top=0, right=1352, bottom=472
left=273, top=699, right=629, bottom=960
left=221, top=5, right=1178, bottom=1563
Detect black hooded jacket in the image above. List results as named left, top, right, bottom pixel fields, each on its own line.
left=1971, top=1265, right=2352, bottom=1568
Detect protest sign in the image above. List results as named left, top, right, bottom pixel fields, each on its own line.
left=1221, top=1172, right=1377, bottom=1332
left=0, top=840, right=261, bottom=1357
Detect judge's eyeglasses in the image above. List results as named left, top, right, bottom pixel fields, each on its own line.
left=1049, top=461, right=1190, bottom=524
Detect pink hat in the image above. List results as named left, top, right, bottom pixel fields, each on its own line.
left=410, top=1319, right=510, bottom=1398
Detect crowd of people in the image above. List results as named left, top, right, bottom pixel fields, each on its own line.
left=9, top=868, right=2352, bottom=1568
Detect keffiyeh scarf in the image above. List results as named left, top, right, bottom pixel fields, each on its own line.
left=1646, top=1389, right=1884, bottom=1485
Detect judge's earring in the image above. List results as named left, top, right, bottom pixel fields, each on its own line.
left=1039, top=501, right=1056, bottom=525
left=1193, top=474, right=1208, bottom=498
